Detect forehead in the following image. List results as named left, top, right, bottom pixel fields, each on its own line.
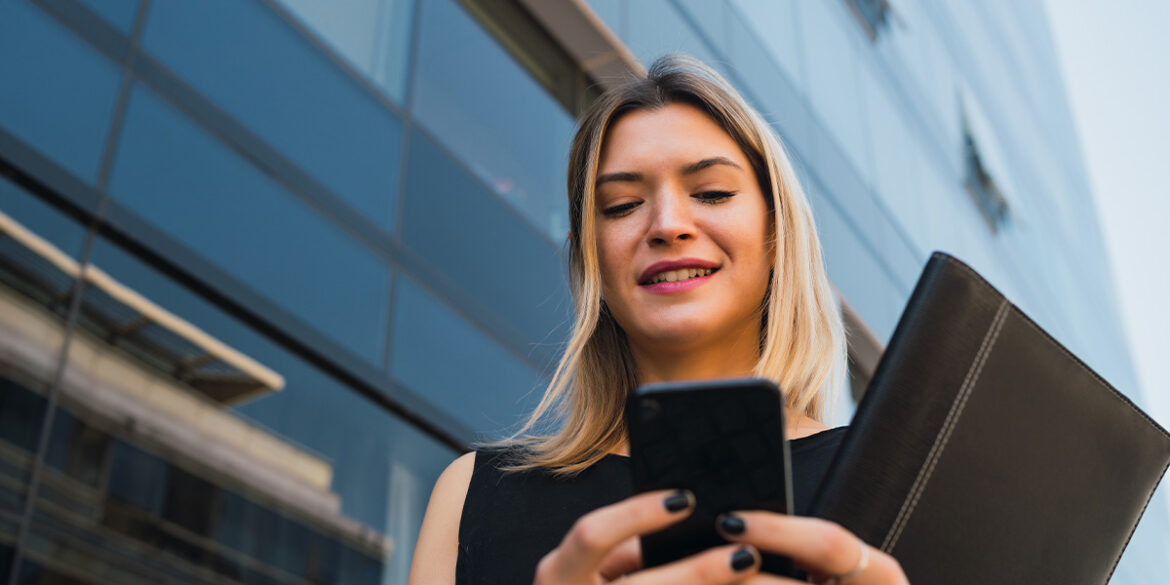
left=598, top=103, right=747, bottom=172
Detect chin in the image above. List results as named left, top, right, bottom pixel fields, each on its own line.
left=632, top=317, right=725, bottom=349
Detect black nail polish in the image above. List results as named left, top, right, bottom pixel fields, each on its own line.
left=730, top=546, right=758, bottom=572
left=717, top=514, right=746, bottom=535
left=663, top=490, right=693, bottom=512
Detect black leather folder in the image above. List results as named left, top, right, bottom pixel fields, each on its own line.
left=809, top=251, right=1170, bottom=584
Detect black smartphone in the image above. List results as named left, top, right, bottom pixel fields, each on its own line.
left=626, top=377, right=796, bottom=575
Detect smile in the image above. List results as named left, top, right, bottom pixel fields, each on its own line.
left=643, top=267, right=717, bottom=285
left=638, top=267, right=719, bottom=294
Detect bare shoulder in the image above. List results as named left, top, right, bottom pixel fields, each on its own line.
left=409, top=452, right=477, bottom=585
left=436, top=451, right=477, bottom=495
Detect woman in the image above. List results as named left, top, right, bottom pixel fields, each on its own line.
left=410, top=54, right=908, bottom=584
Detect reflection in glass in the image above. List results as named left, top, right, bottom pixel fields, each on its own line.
left=0, top=0, right=122, bottom=183
left=76, top=0, right=140, bottom=33
left=108, top=83, right=392, bottom=367
left=798, top=0, right=873, bottom=187
left=0, top=178, right=88, bottom=582
left=141, top=0, right=404, bottom=227
left=14, top=395, right=389, bottom=584
left=624, top=0, right=718, bottom=67
left=277, top=0, right=413, bottom=103
left=391, top=276, right=543, bottom=436
left=401, top=129, right=572, bottom=355
left=81, top=237, right=455, bottom=583
left=412, top=0, right=575, bottom=241
left=731, top=0, right=805, bottom=91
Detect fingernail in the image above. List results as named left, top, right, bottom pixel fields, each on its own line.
left=663, top=490, right=694, bottom=513
left=729, top=546, right=759, bottom=572
left=717, top=513, right=746, bottom=535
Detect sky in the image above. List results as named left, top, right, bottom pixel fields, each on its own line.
left=1041, top=0, right=1170, bottom=428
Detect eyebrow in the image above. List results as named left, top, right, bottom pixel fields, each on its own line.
left=595, top=156, right=743, bottom=187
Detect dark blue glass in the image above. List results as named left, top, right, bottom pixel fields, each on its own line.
left=412, top=0, right=575, bottom=241
left=141, top=0, right=404, bottom=229
left=0, top=0, right=122, bottom=184
left=276, top=0, right=414, bottom=103
left=0, top=545, right=11, bottom=582
left=0, top=174, right=88, bottom=260
left=401, top=129, right=572, bottom=356
left=107, top=441, right=169, bottom=514
left=0, top=178, right=84, bottom=529
left=87, top=237, right=456, bottom=576
left=108, top=83, right=392, bottom=366
left=0, top=377, right=47, bottom=453
left=391, top=276, right=543, bottom=436
left=77, top=0, right=140, bottom=33
left=44, top=408, right=109, bottom=487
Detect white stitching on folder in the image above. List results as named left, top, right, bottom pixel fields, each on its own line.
left=880, top=299, right=1010, bottom=553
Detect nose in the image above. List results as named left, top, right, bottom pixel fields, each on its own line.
left=645, top=190, right=696, bottom=246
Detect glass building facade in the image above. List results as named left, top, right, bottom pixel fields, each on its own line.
left=0, top=0, right=1164, bottom=583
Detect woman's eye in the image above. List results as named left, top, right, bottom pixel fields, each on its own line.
left=601, top=202, right=640, bottom=217
left=693, top=190, right=737, bottom=203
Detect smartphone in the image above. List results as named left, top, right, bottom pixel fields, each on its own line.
left=626, top=377, right=796, bottom=575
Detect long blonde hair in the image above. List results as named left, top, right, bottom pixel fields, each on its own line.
left=498, top=53, right=846, bottom=474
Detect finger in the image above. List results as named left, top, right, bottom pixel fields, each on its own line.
left=598, top=537, right=641, bottom=580
left=625, top=544, right=761, bottom=585
left=716, top=513, right=906, bottom=584
left=741, top=575, right=808, bottom=585
left=543, top=489, right=694, bottom=579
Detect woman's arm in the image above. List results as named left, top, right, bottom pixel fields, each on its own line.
left=409, top=451, right=476, bottom=585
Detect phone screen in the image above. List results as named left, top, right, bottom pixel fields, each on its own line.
left=626, top=377, right=796, bottom=575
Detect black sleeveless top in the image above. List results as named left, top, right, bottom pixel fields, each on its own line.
left=455, top=426, right=849, bottom=584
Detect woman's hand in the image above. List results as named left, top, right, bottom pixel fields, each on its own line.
left=715, top=512, right=910, bottom=584
left=535, top=489, right=764, bottom=584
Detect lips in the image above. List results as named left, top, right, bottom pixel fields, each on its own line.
left=638, top=258, right=721, bottom=285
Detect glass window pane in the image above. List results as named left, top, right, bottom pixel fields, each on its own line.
left=412, top=0, right=575, bottom=241
left=583, top=0, right=624, bottom=36
left=108, top=83, right=392, bottom=366
left=0, top=176, right=88, bottom=260
left=45, top=408, right=110, bottom=487
left=808, top=182, right=899, bottom=343
left=401, top=129, right=572, bottom=353
left=35, top=235, right=458, bottom=584
left=77, top=0, right=140, bottom=33
left=625, top=0, right=718, bottom=67
left=0, top=0, right=122, bottom=183
left=107, top=441, right=168, bottom=514
left=862, top=65, right=927, bottom=253
left=391, top=276, right=543, bottom=436
left=723, top=2, right=811, bottom=149
left=276, top=0, right=413, bottom=104
left=731, top=0, right=805, bottom=90
left=799, top=0, right=874, bottom=186
left=141, top=0, right=404, bottom=228
left=0, top=178, right=87, bottom=558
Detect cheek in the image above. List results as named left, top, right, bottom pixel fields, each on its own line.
left=596, top=226, right=633, bottom=296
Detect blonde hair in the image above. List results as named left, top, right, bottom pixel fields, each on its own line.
left=497, top=53, right=846, bottom=474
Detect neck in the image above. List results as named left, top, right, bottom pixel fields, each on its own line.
left=628, top=326, right=760, bottom=385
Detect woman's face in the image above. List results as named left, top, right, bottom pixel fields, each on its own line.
left=594, top=102, right=773, bottom=354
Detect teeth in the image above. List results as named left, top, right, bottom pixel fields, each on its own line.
left=648, top=267, right=714, bottom=284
